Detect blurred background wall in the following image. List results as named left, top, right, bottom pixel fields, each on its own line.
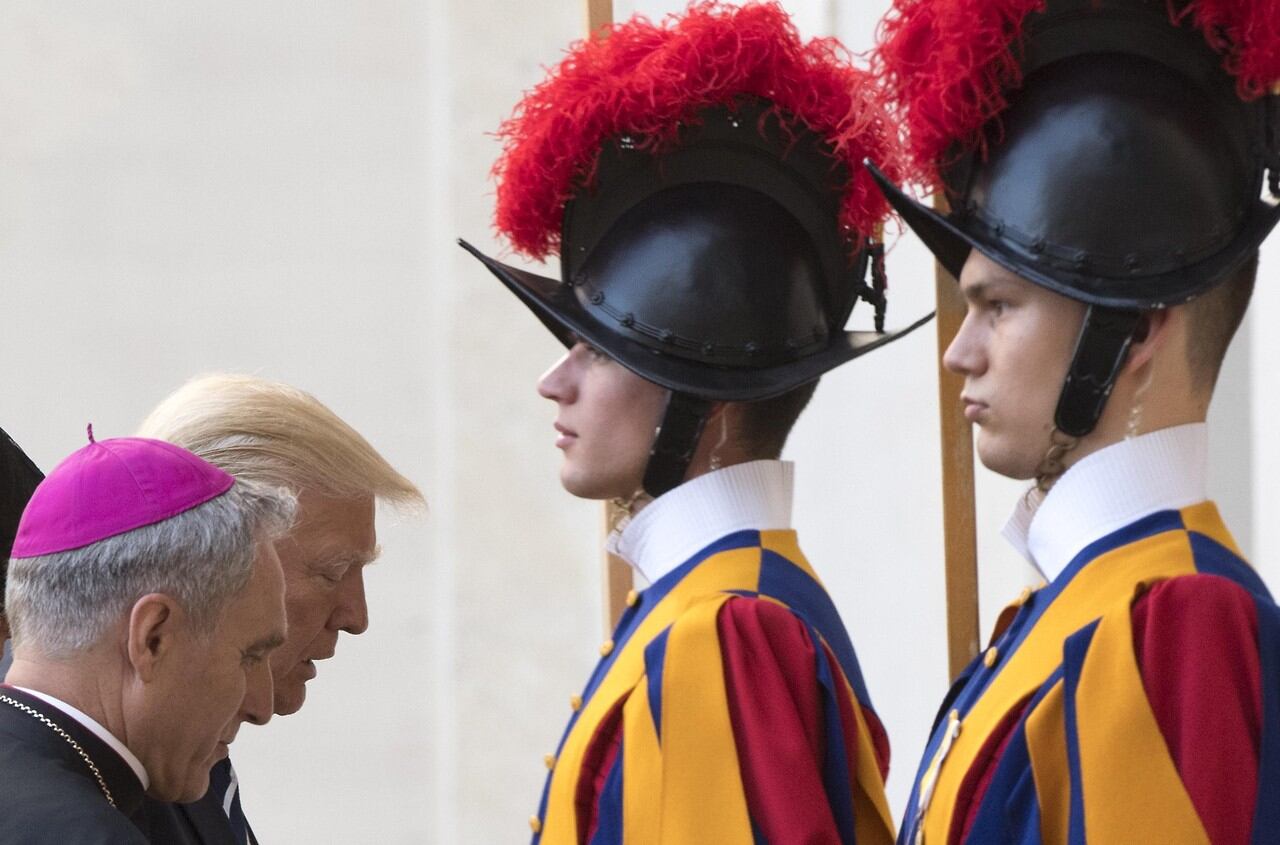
left=0, top=1, right=1271, bottom=841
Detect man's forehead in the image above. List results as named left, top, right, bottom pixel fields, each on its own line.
left=958, top=250, right=1030, bottom=291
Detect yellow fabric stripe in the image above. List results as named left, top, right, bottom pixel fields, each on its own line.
left=759, top=530, right=820, bottom=580
left=846, top=677, right=897, bottom=845
left=1180, top=501, right=1244, bottom=558
left=922, top=528, right=1200, bottom=843
left=657, top=592, right=754, bottom=842
left=1025, top=679, right=1069, bottom=845
left=540, top=545, right=762, bottom=843
left=621, top=688, right=661, bottom=845
left=1074, top=586, right=1208, bottom=843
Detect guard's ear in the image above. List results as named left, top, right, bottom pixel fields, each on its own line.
left=126, top=593, right=182, bottom=684
left=1121, top=308, right=1171, bottom=374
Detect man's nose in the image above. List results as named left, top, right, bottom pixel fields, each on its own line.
left=241, top=660, right=275, bottom=727
left=943, top=311, right=986, bottom=377
left=331, top=567, right=370, bottom=635
left=537, top=351, right=575, bottom=401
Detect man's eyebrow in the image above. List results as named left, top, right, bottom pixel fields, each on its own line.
left=247, top=631, right=286, bottom=654
left=959, top=278, right=1012, bottom=302
left=312, top=545, right=382, bottom=570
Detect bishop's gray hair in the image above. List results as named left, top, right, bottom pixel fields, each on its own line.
left=5, top=479, right=295, bottom=657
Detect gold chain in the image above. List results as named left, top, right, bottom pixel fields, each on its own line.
left=0, top=694, right=116, bottom=808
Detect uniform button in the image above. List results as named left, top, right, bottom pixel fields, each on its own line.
left=599, top=639, right=615, bottom=657
left=570, top=694, right=583, bottom=711
left=983, top=647, right=999, bottom=668
left=529, top=815, right=542, bottom=834
left=543, top=753, right=556, bottom=770
left=625, top=589, right=639, bottom=607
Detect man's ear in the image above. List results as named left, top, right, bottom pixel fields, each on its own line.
left=1121, top=307, right=1172, bottom=375
left=126, top=593, right=182, bottom=684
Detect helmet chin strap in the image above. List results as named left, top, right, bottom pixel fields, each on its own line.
left=1053, top=304, right=1142, bottom=438
left=641, top=392, right=713, bottom=498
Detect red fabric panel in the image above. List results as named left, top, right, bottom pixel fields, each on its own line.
left=952, top=694, right=1033, bottom=845
left=719, top=596, right=842, bottom=844
left=861, top=697, right=891, bottom=782
left=1131, top=575, right=1261, bottom=845
left=576, top=696, right=626, bottom=845
left=824, top=641, right=869, bottom=782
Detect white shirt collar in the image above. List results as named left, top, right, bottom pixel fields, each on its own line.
left=606, top=459, right=794, bottom=585
left=1002, top=422, right=1209, bottom=584
left=14, top=686, right=150, bottom=789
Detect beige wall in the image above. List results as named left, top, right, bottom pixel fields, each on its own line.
left=0, top=2, right=1269, bottom=842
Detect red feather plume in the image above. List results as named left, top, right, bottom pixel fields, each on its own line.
left=492, top=1, right=902, bottom=261
left=1171, top=0, right=1280, bottom=98
left=877, top=0, right=1280, bottom=188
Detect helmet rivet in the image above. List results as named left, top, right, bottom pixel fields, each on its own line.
left=1073, top=251, right=1088, bottom=269
left=745, top=341, right=760, bottom=355
left=702, top=341, right=715, bottom=355
left=590, top=291, right=604, bottom=305
left=1125, top=254, right=1140, bottom=271
left=620, top=313, right=635, bottom=327
left=1031, top=238, right=1045, bottom=254
left=993, top=222, right=1004, bottom=236
left=659, top=329, right=674, bottom=343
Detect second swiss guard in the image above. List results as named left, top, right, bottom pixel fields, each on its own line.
left=870, top=0, right=1280, bottom=842
left=461, top=2, right=929, bottom=843
left=0, top=427, right=42, bottom=642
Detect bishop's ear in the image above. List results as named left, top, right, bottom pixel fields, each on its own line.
left=125, top=593, right=182, bottom=683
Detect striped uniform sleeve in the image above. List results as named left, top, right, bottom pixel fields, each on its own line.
left=719, top=596, right=887, bottom=844
left=1130, top=574, right=1262, bottom=845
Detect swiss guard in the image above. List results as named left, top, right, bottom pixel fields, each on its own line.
left=460, top=2, right=929, bottom=843
left=870, top=0, right=1280, bottom=842
left=0, top=427, right=42, bottom=640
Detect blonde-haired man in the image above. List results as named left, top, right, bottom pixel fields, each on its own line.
left=136, top=373, right=423, bottom=845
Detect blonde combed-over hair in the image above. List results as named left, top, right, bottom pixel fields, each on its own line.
left=138, top=374, right=424, bottom=508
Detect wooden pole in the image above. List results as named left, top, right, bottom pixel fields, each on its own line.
left=585, top=0, right=613, bottom=37
left=583, top=0, right=631, bottom=635
left=933, top=195, right=981, bottom=680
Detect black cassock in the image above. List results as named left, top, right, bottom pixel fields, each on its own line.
left=143, top=771, right=259, bottom=845
left=0, top=686, right=148, bottom=843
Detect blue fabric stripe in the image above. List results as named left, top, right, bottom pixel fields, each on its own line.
left=530, top=529, right=761, bottom=843
left=757, top=549, right=873, bottom=711
left=1187, top=532, right=1273, bottom=600
left=811, top=630, right=857, bottom=844
left=644, top=626, right=671, bottom=742
left=899, top=511, right=1185, bottom=841
left=1251, top=596, right=1280, bottom=843
left=581, top=529, right=762, bottom=707
left=963, top=667, right=1061, bottom=845
left=588, top=744, right=625, bottom=845
left=1061, top=620, right=1100, bottom=845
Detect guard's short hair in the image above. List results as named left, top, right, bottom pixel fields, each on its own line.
left=1185, top=253, right=1257, bottom=391
left=138, top=374, right=423, bottom=508
left=733, top=380, right=820, bottom=460
left=7, top=479, right=294, bottom=656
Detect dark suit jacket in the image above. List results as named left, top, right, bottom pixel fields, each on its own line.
left=142, top=764, right=258, bottom=845
left=0, top=686, right=148, bottom=843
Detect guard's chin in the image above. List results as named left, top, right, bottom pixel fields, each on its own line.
left=974, top=432, right=1038, bottom=482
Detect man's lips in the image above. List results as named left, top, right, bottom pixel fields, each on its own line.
left=554, top=422, right=577, bottom=449
left=961, top=396, right=988, bottom=423
left=298, top=649, right=335, bottom=680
